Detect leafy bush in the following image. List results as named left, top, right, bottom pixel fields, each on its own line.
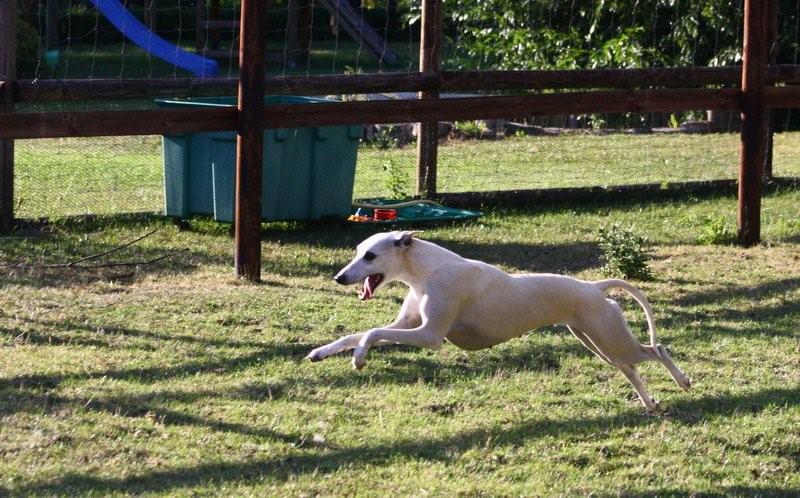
left=452, top=120, right=486, bottom=139
left=382, top=159, right=410, bottom=199
left=697, top=216, right=736, bottom=245
left=597, top=224, right=653, bottom=280
left=369, top=126, right=399, bottom=149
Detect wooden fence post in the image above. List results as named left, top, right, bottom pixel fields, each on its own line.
left=415, top=0, right=441, bottom=199
left=234, top=0, right=266, bottom=281
left=0, top=0, right=16, bottom=233
left=738, top=0, right=769, bottom=247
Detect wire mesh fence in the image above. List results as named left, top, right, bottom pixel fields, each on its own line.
left=8, top=0, right=800, bottom=220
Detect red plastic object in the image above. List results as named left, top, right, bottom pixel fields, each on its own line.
left=373, top=209, right=398, bottom=221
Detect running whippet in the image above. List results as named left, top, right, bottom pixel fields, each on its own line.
left=306, top=231, right=691, bottom=410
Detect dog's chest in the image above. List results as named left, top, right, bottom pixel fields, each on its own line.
left=444, top=324, right=501, bottom=351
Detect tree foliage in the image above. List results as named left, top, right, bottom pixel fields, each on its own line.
left=433, top=0, right=749, bottom=70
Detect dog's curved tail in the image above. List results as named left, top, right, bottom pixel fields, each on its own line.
left=594, top=279, right=663, bottom=359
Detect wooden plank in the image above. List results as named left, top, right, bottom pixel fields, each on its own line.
left=17, top=65, right=800, bottom=103
left=259, top=88, right=742, bottom=129
left=0, top=108, right=237, bottom=139
left=738, top=0, right=768, bottom=247
left=416, top=0, right=441, bottom=198
left=16, top=77, right=240, bottom=101
left=1, top=86, right=748, bottom=140
left=16, top=73, right=437, bottom=101
left=234, top=0, right=266, bottom=282
left=1, top=0, right=16, bottom=232
left=0, top=88, right=743, bottom=139
left=763, top=86, right=800, bottom=108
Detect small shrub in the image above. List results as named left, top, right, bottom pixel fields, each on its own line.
left=453, top=120, right=486, bottom=139
left=597, top=224, right=653, bottom=280
left=697, top=216, right=735, bottom=245
left=382, top=159, right=410, bottom=199
left=367, top=126, right=399, bottom=149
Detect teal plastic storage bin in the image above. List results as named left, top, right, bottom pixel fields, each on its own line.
left=157, top=96, right=362, bottom=222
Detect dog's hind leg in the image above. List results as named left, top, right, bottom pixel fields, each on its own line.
left=566, top=325, right=613, bottom=365
left=639, top=344, right=691, bottom=391
left=618, top=363, right=659, bottom=411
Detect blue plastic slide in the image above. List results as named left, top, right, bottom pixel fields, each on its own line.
left=88, top=0, right=219, bottom=77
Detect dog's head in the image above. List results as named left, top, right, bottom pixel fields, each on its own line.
left=333, top=231, right=420, bottom=300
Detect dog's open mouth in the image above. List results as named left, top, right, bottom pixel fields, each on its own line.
left=358, top=274, right=384, bottom=300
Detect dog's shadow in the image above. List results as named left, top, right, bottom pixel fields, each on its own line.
left=309, top=332, right=590, bottom=388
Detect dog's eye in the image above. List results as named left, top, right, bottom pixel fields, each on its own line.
left=363, top=251, right=377, bottom=261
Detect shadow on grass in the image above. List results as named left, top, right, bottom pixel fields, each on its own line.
left=0, top=215, right=227, bottom=288
left=1, top=211, right=605, bottom=286
left=660, top=276, right=800, bottom=339
left=0, top=334, right=587, bottom=415
left=8, top=316, right=275, bottom=350
left=0, top=344, right=310, bottom=394
left=8, top=385, right=799, bottom=496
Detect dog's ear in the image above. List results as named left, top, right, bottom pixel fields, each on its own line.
left=394, top=231, right=421, bottom=248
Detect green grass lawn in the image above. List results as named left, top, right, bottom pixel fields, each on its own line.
left=2, top=132, right=800, bottom=495
left=0, top=190, right=799, bottom=495
left=13, top=131, right=800, bottom=219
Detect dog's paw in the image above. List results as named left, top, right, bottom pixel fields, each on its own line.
left=352, top=357, right=366, bottom=370
left=644, top=398, right=661, bottom=414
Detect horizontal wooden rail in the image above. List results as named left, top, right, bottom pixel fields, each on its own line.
left=12, top=65, right=800, bottom=103
left=261, top=88, right=742, bottom=129
left=0, top=107, right=237, bottom=139
left=15, top=77, right=239, bottom=101
left=13, top=73, right=438, bottom=102
left=0, top=87, right=741, bottom=139
left=764, top=85, right=800, bottom=108
left=11, top=85, right=800, bottom=140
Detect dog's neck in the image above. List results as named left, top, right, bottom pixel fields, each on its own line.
left=394, top=239, right=463, bottom=291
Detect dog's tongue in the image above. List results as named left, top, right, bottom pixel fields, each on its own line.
left=359, top=275, right=381, bottom=300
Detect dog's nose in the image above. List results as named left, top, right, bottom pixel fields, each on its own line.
left=333, top=274, right=347, bottom=285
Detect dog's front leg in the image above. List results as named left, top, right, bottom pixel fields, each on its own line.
left=306, top=292, right=421, bottom=362
left=306, top=332, right=367, bottom=362
left=351, top=294, right=456, bottom=370
left=351, top=326, right=443, bottom=370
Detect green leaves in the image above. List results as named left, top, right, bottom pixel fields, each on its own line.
left=447, top=0, right=744, bottom=70
left=597, top=224, right=653, bottom=281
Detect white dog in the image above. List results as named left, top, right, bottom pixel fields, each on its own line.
left=306, top=231, right=690, bottom=410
